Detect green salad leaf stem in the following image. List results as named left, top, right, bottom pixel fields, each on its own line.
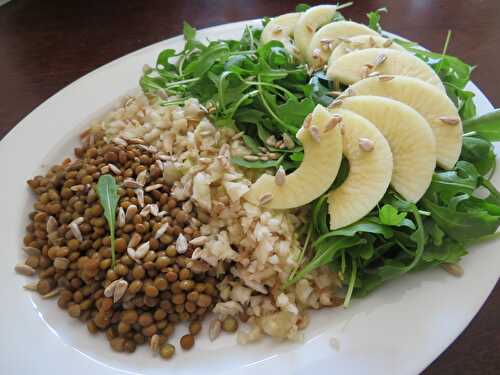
left=96, top=175, right=119, bottom=268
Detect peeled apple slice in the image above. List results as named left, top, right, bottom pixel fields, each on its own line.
left=327, top=48, right=446, bottom=92
left=306, top=21, right=378, bottom=66
left=261, top=12, right=301, bottom=55
left=244, top=105, right=342, bottom=209
left=350, top=76, right=462, bottom=169
left=340, top=96, right=436, bottom=202
left=328, top=34, right=405, bottom=62
left=327, top=109, right=393, bottom=229
left=294, top=4, right=338, bottom=59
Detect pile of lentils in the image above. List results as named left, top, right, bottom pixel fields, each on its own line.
left=17, top=130, right=222, bottom=359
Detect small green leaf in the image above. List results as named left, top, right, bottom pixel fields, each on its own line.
left=366, top=7, right=387, bottom=32
left=295, top=3, right=310, bottom=12
left=379, top=204, right=407, bottom=226
left=96, top=175, right=119, bottom=268
left=463, top=109, right=500, bottom=141
left=183, top=21, right=197, bottom=41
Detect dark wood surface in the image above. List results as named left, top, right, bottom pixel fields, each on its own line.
left=1, top=0, right=499, bottom=373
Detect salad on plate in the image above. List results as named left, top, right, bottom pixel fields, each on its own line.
left=15, top=2, right=500, bottom=360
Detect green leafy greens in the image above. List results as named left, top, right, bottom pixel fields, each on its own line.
left=96, top=175, right=120, bottom=268
left=140, top=6, right=500, bottom=305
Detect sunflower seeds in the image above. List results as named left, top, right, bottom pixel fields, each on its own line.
left=135, top=242, right=150, bottom=259
left=308, top=125, right=321, bottom=143
left=108, top=163, right=122, bottom=175
left=272, top=25, right=283, bottom=35
left=150, top=334, right=161, bottom=354
left=439, top=116, right=460, bottom=126
left=135, top=188, right=145, bottom=207
left=358, top=137, right=375, bottom=152
left=266, top=135, right=277, bottom=146
left=324, top=115, right=343, bottom=133
left=129, top=232, right=141, bottom=248
left=127, top=247, right=138, bottom=262
left=54, top=257, right=69, bottom=270
left=189, top=235, right=209, bottom=246
left=23, top=246, right=41, bottom=257
left=46, top=216, right=58, bottom=234
left=209, top=319, right=222, bottom=341
left=373, top=53, right=387, bottom=67
left=125, top=204, right=138, bottom=222
left=328, top=99, right=343, bottom=108
left=182, top=200, right=193, bottom=213
left=69, top=222, right=83, bottom=242
left=136, top=170, right=149, bottom=186
left=282, top=133, right=295, bottom=149
left=112, top=137, right=128, bottom=146
left=259, top=193, right=273, bottom=206
left=122, top=178, right=143, bottom=189
left=378, top=75, right=395, bottom=82
left=441, top=262, right=464, bottom=277
left=243, top=155, right=259, bottom=161
left=15, top=263, right=36, bottom=276
left=176, top=234, right=188, bottom=254
left=100, top=165, right=110, bottom=174
left=117, top=207, right=126, bottom=227
left=113, top=280, right=129, bottom=303
left=140, top=205, right=151, bottom=218
left=154, top=222, right=170, bottom=240
left=382, top=39, right=393, bottom=47
left=42, top=288, right=60, bottom=299
left=149, top=204, right=159, bottom=217
left=275, top=166, right=286, bottom=186
left=104, top=279, right=122, bottom=298
left=70, top=184, right=85, bottom=192
left=360, top=65, right=370, bottom=79
left=23, top=282, right=38, bottom=291
left=312, top=48, right=321, bottom=60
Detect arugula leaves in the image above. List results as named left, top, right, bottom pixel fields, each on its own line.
left=140, top=6, right=500, bottom=305
left=96, top=175, right=119, bottom=268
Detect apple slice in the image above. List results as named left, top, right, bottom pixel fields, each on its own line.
left=327, top=109, right=393, bottom=229
left=327, top=48, right=446, bottom=92
left=261, top=12, right=301, bottom=55
left=306, top=21, right=378, bottom=66
left=244, top=105, right=342, bottom=209
left=350, top=76, right=462, bottom=169
left=328, top=34, right=405, bottom=62
left=340, top=96, right=436, bottom=202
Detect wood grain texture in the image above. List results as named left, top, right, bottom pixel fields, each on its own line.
left=0, top=0, right=499, bottom=373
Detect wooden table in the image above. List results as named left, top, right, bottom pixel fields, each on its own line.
left=1, top=0, right=498, bottom=373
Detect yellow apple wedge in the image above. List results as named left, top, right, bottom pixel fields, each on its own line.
left=340, top=96, right=436, bottom=202
left=327, top=109, right=393, bottom=229
left=244, top=105, right=342, bottom=209
left=306, top=21, right=378, bottom=66
left=328, top=34, right=405, bottom=62
left=261, top=12, right=301, bottom=55
left=327, top=48, right=446, bottom=92
left=350, top=76, right=462, bottom=169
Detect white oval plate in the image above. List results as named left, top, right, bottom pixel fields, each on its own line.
left=0, top=19, right=498, bottom=375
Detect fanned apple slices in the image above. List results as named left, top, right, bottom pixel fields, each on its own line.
left=327, top=48, right=446, bottom=92
left=350, top=76, right=462, bottom=169
left=244, top=105, right=343, bottom=209
left=306, top=21, right=378, bottom=66
left=293, top=4, right=338, bottom=59
left=327, top=109, right=393, bottom=230
left=261, top=12, right=301, bottom=56
left=328, top=35, right=405, bottom=62
left=340, top=96, right=436, bottom=202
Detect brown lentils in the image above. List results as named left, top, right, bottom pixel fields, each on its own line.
left=20, top=130, right=219, bottom=358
